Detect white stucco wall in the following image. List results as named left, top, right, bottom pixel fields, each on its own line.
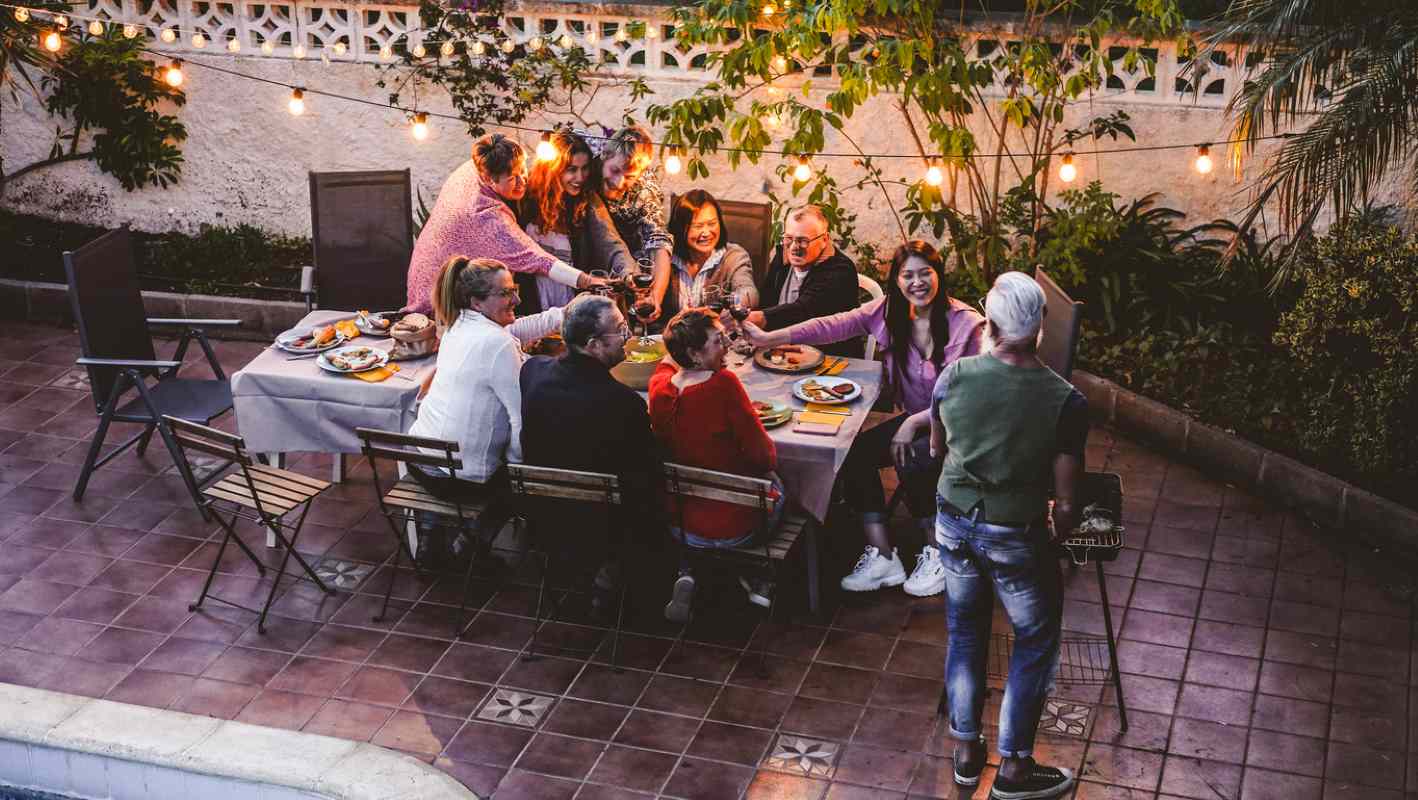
left=0, top=22, right=1407, bottom=252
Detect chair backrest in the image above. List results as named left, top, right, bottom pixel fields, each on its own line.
left=506, top=464, right=621, bottom=506
left=669, top=194, right=774, bottom=287
left=1034, top=266, right=1084, bottom=381
left=856, top=272, right=884, bottom=360
left=662, top=463, right=775, bottom=513
left=309, top=169, right=414, bottom=312
left=355, top=427, right=462, bottom=474
left=63, top=227, right=156, bottom=412
left=165, top=415, right=252, bottom=468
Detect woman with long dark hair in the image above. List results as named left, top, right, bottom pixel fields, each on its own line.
left=517, top=130, right=637, bottom=312
left=741, top=240, right=985, bottom=596
left=660, top=189, right=759, bottom=321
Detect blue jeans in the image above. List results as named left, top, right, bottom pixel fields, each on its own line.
left=936, top=500, right=1061, bottom=759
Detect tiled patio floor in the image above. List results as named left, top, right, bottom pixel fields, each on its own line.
left=1, top=323, right=1415, bottom=799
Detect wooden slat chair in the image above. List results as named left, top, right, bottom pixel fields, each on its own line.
left=506, top=464, right=625, bottom=667
left=662, top=463, right=814, bottom=623
left=164, top=416, right=334, bottom=634
left=355, top=427, right=488, bottom=638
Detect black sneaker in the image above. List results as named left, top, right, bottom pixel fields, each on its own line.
left=663, top=574, right=695, bottom=623
left=990, top=762, right=1076, bottom=799
left=953, top=737, right=986, bottom=786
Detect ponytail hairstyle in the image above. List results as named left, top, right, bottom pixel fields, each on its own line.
left=528, top=131, right=597, bottom=235
left=471, top=133, right=524, bottom=183
left=430, top=255, right=508, bottom=328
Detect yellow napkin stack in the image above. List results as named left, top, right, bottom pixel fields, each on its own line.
left=803, top=402, right=851, bottom=416
left=797, top=411, right=846, bottom=428
left=349, top=364, right=401, bottom=383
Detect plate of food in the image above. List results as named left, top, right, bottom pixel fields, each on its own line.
left=316, top=345, right=389, bottom=374
left=355, top=310, right=401, bottom=337
left=753, top=344, right=825, bottom=373
left=793, top=377, right=861, bottom=405
left=752, top=400, right=793, bottom=429
left=276, top=324, right=346, bottom=354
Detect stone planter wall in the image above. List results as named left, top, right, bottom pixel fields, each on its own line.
left=1073, top=370, right=1418, bottom=558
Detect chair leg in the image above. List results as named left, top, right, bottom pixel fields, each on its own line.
left=525, top=549, right=549, bottom=663
left=74, top=375, right=129, bottom=501
left=1096, top=560, right=1128, bottom=731
left=454, top=520, right=480, bottom=639
left=804, top=521, right=822, bottom=618
left=258, top=522, right=300, bottom=635
left=374, top=536, right=402, bottom=624
left=609, top=555, right=630, bottom=673
left=135, top=422, right=157, bottom=457
left=189, top=511, right=242, bottom=613
left=265, top=501, right=330, bottom=592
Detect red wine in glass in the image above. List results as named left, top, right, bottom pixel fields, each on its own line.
left=632, top=274, right=654, bottom=290
left=729, top=304, right=750, bottom=322
left=634, top=301, right=656, bottom=321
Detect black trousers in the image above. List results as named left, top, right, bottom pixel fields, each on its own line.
left=838, top=413, right=941, bottom=521
left=408, top=464, right=514, bottom=543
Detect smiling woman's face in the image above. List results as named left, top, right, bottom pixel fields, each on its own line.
left=684, top=205, right=722, bottom=259
left=896, top=255, right=939, bottom=310
left=560, top=152, right=592, bottom=197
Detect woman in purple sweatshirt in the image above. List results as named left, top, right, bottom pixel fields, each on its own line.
left=742, top=240, right=984, bottom=597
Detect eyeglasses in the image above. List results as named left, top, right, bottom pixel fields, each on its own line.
left=490, top=288, right=521, bottom=301
left=781, top=232, right=827, bottom=249
left=592, top=323, right=631, bottom=344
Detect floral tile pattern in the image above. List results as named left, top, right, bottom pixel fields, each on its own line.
left=1038, top=699, right=1092, bottom=737
left=313, top=559, right=372, bottom=590
left=764, top=735, right=839, bottom=778
left=475, top=689, right=555, bottom=727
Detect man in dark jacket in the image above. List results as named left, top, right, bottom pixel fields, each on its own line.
left=520, top=294, right=660, bottom=612
left=745, top=204, right=863, bottom=357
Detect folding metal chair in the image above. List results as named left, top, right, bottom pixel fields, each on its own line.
left=166, top=416, right=334, bottom=634
left=355, top=427, right=488, bottom=638
left=63, top=227, right=240, bottom=502
left=506, top=464, right=625, bottom=667
left=662, top=464, right=813, bottom=640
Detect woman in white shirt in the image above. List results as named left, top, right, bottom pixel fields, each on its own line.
left=407, top=256, right=563, bottom=517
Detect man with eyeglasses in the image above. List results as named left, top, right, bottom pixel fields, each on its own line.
left=520, top=294, right=661, bottom=616
left=743, top=205, right=863, bottom=357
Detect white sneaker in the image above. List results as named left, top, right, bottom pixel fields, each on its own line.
left=840, top=545, right=907, bottom=592
left=903, top=545, right=946, bottom=597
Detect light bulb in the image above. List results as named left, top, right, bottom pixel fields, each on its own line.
left=191, top=32, right=205, bottom=48
left=793, top=157, right=812, bottom=183
left=528, top=36, right=542, bottom=51
left=645, top=26, right=658, bottom=39
left=261, top=39, right=274, bottom=54
left=159, top=27, right=175, bottom=43
left=292, top=43, right=306, bottom=58
left=123, top=24, right=138, bottom=38
left=500, top=38, right=515, bottom=53
left=412, top=43, right=426, bottom=58
left=440, top=40, right=454, bottom=57
left=761, top=3, right=776, bottom=17
left=379, top=44, right=392, bottom=61
left=664, top=152, right=682, bottom=175
left=163, top=60, right=184, bottom=87
left=773, top=55, right=787, bottom=71
left=14, top=8, right=29, bottom=22
left=227, top=37, right=241, bottom=52
left=288, top=88, right=305, bottom=115
left=54, top=14, right=67, bottom=28
left=614, top=28, right=627, bottom=42
left=87, top=19, right=103, bottom=35
left=332, top=40, right=346, bottom=55
left=1058, top=152, right=1076, bottom=183
left=536, top=132, right=558, bottom=162
left=411, top=113, right=429, bottom=141
left=585, top=28, right=598, bottom=44
left=559, top=34, right=572, bottom=49
left=42, top=29, right=62, bottom=51
left=1194, top=144, right=1213, bottom=175
left=764, top=112, right=779, bottom=129
left=471, top=40, right=485, bottom=56
left=925, top=164, right=944, bottom=187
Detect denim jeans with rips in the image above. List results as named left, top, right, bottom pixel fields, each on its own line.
left=935, top=499, right=1062, bottom=759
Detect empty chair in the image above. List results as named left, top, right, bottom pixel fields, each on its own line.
left=1034, top=266, right=1084, bottom=380
left=856, top=272, right=884, bottom=360
left=305, top=169, right=414, bottom=312
left=166, top=416, right=334, bottom=634
left=64, top=227, right=239, bottom=502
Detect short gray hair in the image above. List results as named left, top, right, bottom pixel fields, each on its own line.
left=786, top=204, right=829, bottom=229
left=984, top=271, right=1045, bottom=345
left=563, top=294, right=616, bottom=351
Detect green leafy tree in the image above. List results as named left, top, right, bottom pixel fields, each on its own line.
left=1201, top=0, right=1418, bottom=264
left=644, top=0, right=1185, bottom=277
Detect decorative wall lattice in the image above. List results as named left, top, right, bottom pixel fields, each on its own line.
left=82, top=0, right=1250, bottom=106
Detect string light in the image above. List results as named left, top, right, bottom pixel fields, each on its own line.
left=559, top=34, right=573, bottom=49
left=123, top=24, right=138, bottom=39
left=162, top=59, right=184, bottom=87
left=288, top=87, right=305, bottom=115
left=585, top=27, right=598, bottom=44
left=792, top=155, right=812, bottom=183
left=332, top=40, right=346, bottom=55
left=614, top=27, right=627, bottom=42
left=645, top=25, right=658, bottom=40
left=380, top=44, right=392, bottom=61
left=53, top=14, right=67, bottom=28
left=500, top=38, right=515, bottom=53
left=471, top=40, right=485, bottom=56
left=292, top=43, right=306, bottom=58
left=191, top=32, right=206, bottom=48
left=261, top=39, right=274, bottom=55
left=412, top=43, right=426, bottom=58
left=924, top=161, right=944, bottom=187
left=227, top=37, right=241, bottom=52
left=440, top=40, right=454, bottom=57
left=764, top=112, right=779, bottom=129
left=13, top=7, right=28, bottom=22
left=1194, top=144, right=1213, bottom=175
left=528, top=36, right=542, bottom=51
left=772, top=55, right=787, bottom=71
left=411, top=112, right=429, bottom=141
left=159, top=27, right=176, bottom=43
left=761, top=3, right=775, bottom=18
left=87, top=19, right=103, bottom=35
left=1058, top=152, right=1077, bottom=183
left=41, top=29, right=61, bottom=52
left=663, top=147, right=683, bottom=175
left=535, top=131, right=558, bottom=162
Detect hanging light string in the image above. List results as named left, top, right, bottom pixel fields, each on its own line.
left=12, top=1, right=1294, bottom=171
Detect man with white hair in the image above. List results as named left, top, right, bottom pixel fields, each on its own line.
left=927, top=271, right=1088, bottom=799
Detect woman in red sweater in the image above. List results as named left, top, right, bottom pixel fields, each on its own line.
left=649, top=308, right=782, bottom=622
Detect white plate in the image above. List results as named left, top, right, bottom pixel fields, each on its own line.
left=317, top=345, right=389, bottom=374
left=355, top=312, right=399, bottom=337
left=792, top=377, right=861, bottom=405
left=275, top=327, right=347, bottom=354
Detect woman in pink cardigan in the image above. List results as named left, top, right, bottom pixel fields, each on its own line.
left=405, top=133, right=607, bottom=315
left=742, top=240, right=984, bottom=598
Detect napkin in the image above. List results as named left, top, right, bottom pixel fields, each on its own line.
left=816, top=357, right=848, bottom=376
left=797, top=411, right=846, bottom=428
left=348, top=364, right=401, bottom=383
left=335, top=319, right=360, bottom=340
left=804, top=402, right=851, bottom=416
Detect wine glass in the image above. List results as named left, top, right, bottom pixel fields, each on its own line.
left=727, top=288, right=755, bottom=362
left=632, top=295, right=657, bottom=345
left=702, top=285, right=726, bottom=314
